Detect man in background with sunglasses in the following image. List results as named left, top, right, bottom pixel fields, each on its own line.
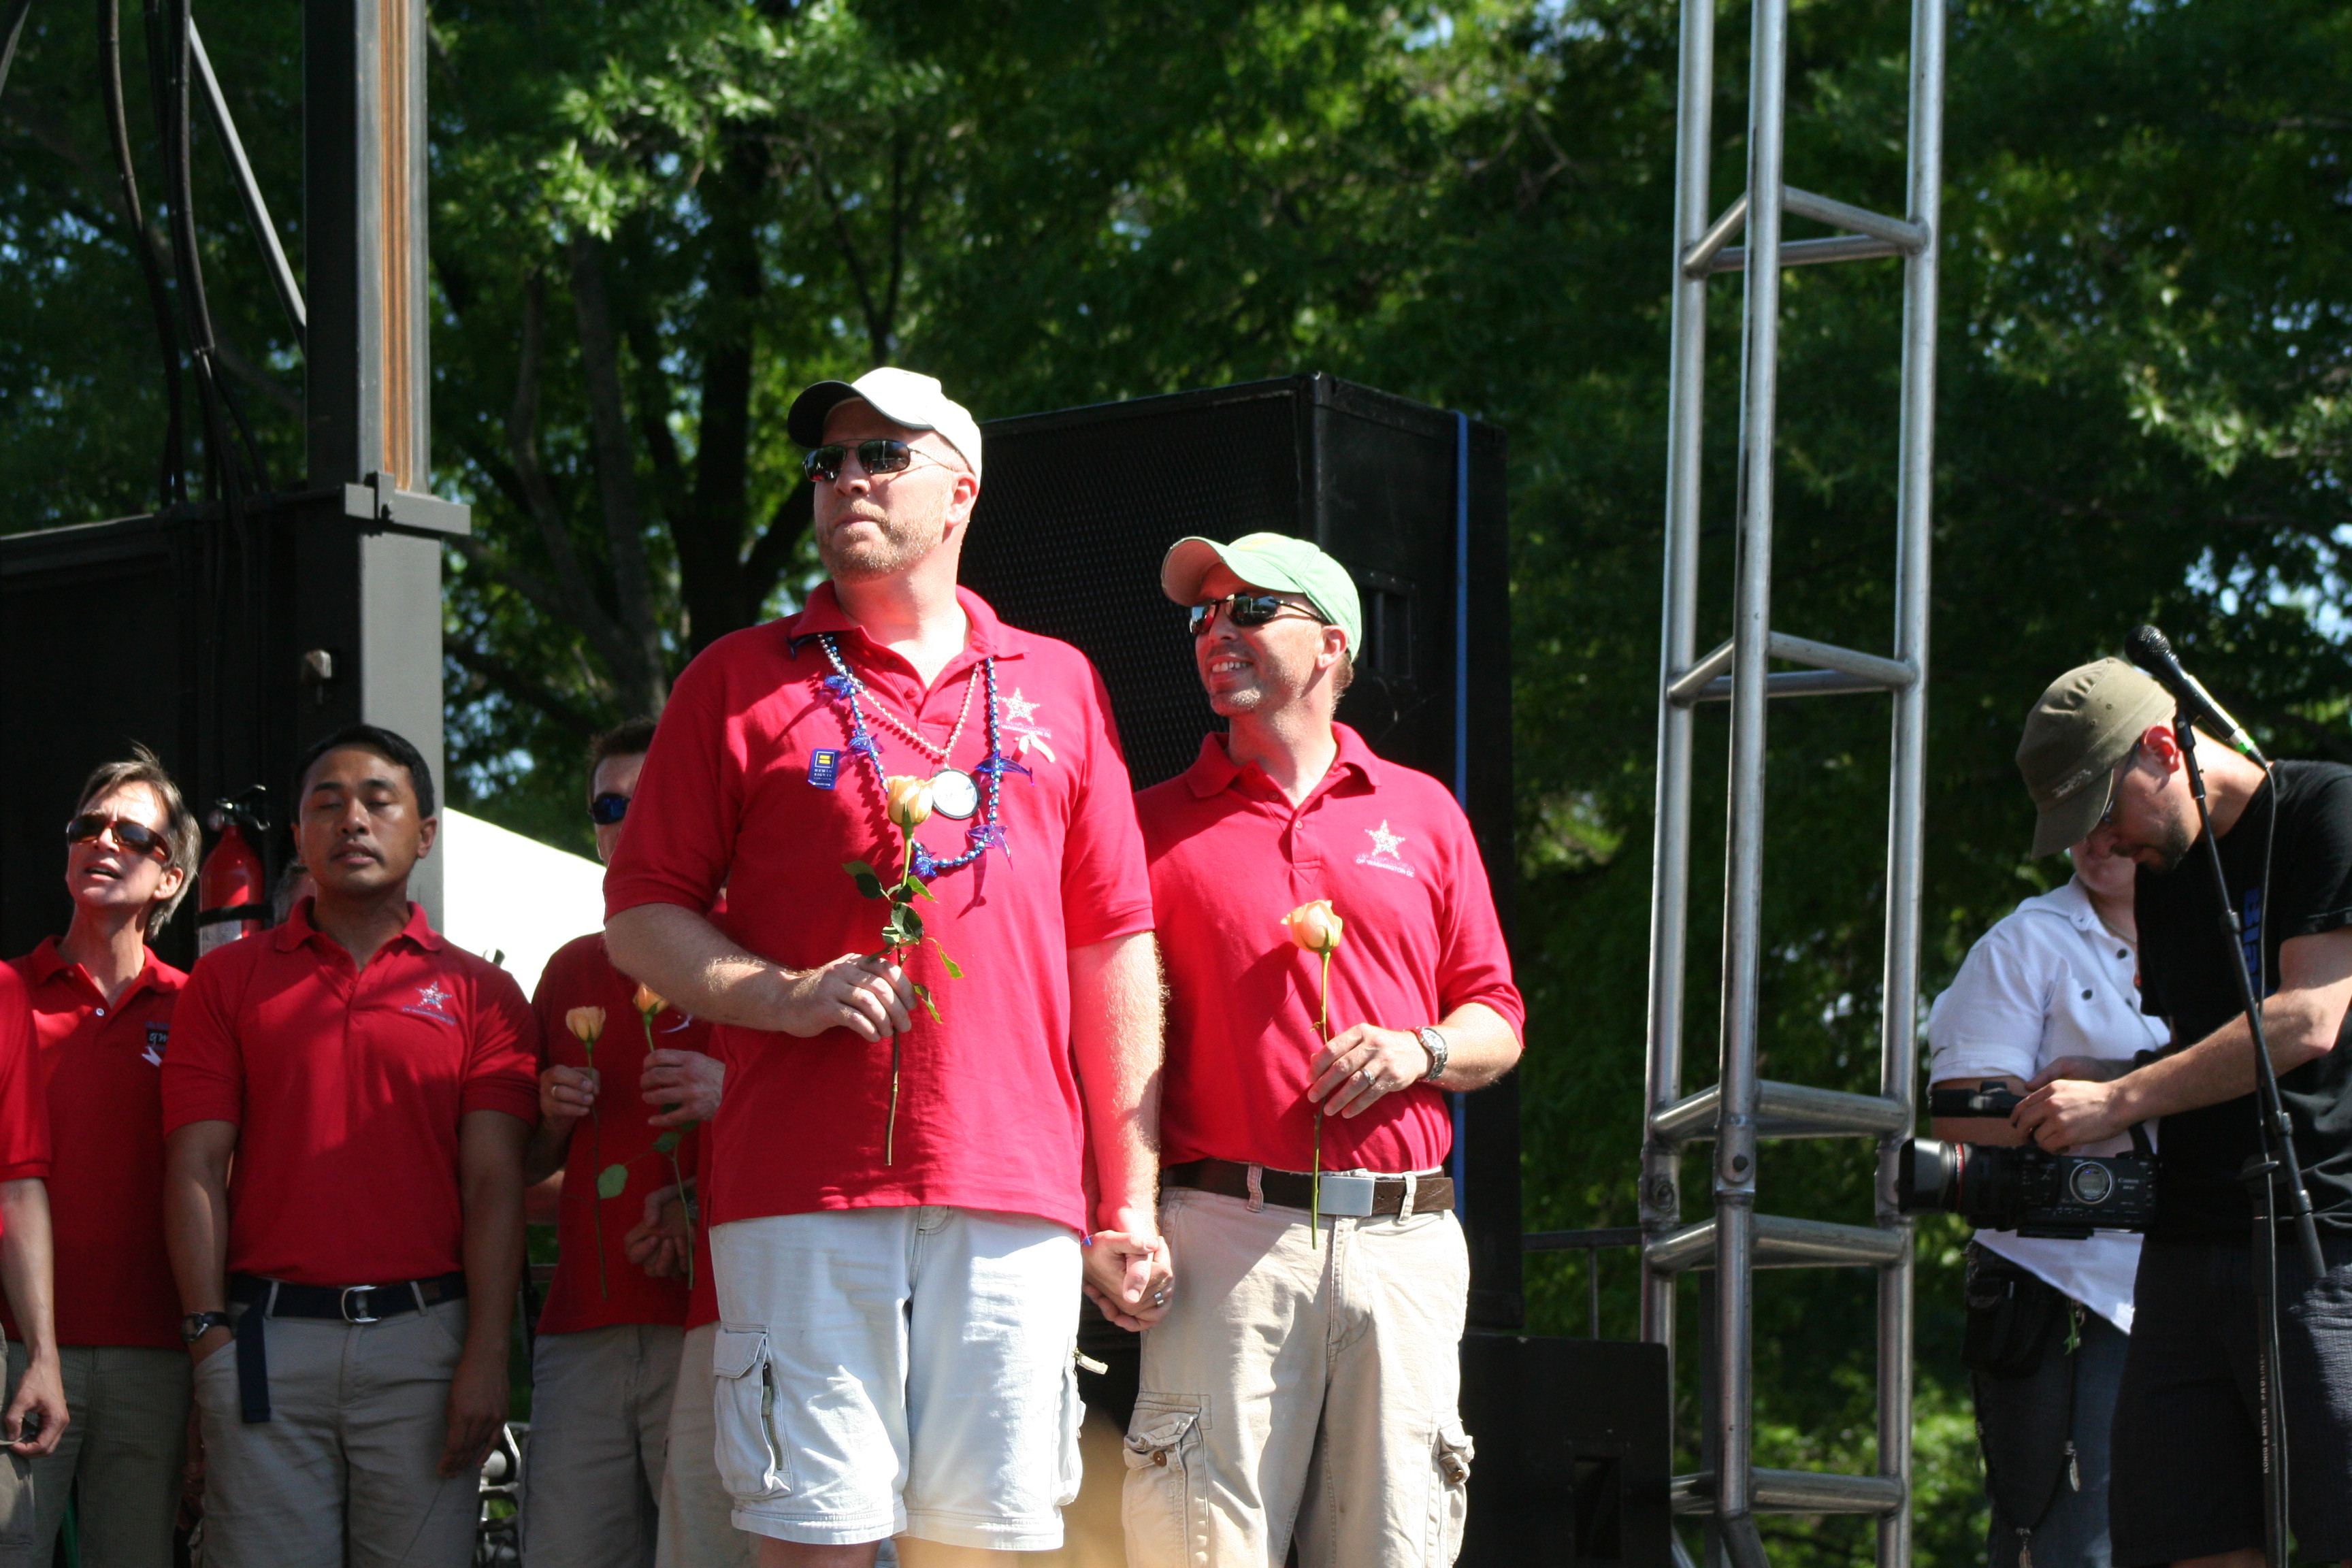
left=0, top=751, right=178, bottom=1561
left=519, top=718, right=733, bottom=1568
left=163, top=725, right=540, bottom=1568
left=1124, top=533, right=1522, bottom=1568
left=606, top=366, right=1169, bottom=1567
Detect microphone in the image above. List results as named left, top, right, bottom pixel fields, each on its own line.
left=2124, top=624, right=2269, bottom=766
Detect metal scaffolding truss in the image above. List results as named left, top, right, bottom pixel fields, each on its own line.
left=1637, top=0, right=1944, bottom=1562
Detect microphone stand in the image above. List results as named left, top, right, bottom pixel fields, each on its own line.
left=2174, top=709, right=2322, bottom=1567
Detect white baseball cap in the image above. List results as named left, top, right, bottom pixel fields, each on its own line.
left=787, top=368, right=983, bottom=478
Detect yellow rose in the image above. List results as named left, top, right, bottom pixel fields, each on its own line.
left=633, top=983, right=667, bottom=1017
left=564, top=1006, right=606, bottom=1043
left=1281, top=900, right=1344, bottom=955
left=885, top=774, right=934, bottom=830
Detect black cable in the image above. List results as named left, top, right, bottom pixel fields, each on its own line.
left=0, top=0, right=34, bottom=106
left=101, top=0, right=185, bottom=506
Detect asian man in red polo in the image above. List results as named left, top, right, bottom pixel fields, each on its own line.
left=605, top=368, right=1169, bottom=1567
left=1125, top=534, right=1524, bottom=1568
left=3, top=747, right=201, bottom=1565
left=163, top=725, right=540, bottom=1568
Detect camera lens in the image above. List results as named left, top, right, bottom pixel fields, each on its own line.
left=1897, top=1138, right=1961, bottom=1213
left=2069, top=1162, right=2116, bottom=1205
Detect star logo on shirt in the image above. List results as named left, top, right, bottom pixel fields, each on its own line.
left=1356, top=819, right=1418, bottom=879
left=415, top=982, right=453, bottom=1013
left=1002, top=688, right=1042, bottom=726
left=1365, top=821, right=1407, bottom=859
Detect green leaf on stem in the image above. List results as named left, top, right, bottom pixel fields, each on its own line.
left=596, top=1164, right=630, bottom=1199
left=652, top=1129, right=683, bottom=1155
left=884, top=902, right=925, bottom=947
left=843, top=861, right=887, bottom=900
left=911, top=979, right=942, bottom=1024
left=934, top=941, right=963, bottom=980
left=903, top=873, right=935, bottom=902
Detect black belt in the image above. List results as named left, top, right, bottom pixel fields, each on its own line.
left=1164, top=1158, right=1452, bottom=1219
left=226, top=1272, right=468, bottom=1424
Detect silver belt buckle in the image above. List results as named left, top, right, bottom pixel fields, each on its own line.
left=340, top=1285, right=381, bottom=1324
left=1319, top=1173, right=1377, bottom=1218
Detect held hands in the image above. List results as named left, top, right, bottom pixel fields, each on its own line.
left=641, top=1048, right=723, bottom=1126
left=3, top=1352, right=66, bottom=1456
left=1309, top=1024, right=1433, bottom=1118
left=1082, top=1224, right=1174, bottom=1333
left=539, top=1064, right=598, bottom=1127
left=774, top=953, right=916, bottom=1042
left=623, top=1183, right=693, bottom=1280
left=2014, top=1058, right=2136, bottom=1154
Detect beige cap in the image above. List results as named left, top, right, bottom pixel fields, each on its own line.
left=787, top=368, right=983, bottom=478
left=2016, top=658, right=2176, bottom=855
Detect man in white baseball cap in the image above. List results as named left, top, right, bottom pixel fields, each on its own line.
left=606, top=367, right=1172, bottom=1565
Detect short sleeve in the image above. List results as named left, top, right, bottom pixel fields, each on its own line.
left=1925, top=915, right=2055, bottom=1083
left=461, top=966, right=544, bottom=1125
left=1057, top=664, right=1156, bottom=949
left=0, top=971, right=50, bottom=1181
left=604, top=644, right=742, bottom=922
left=2269, top=769, right=2352, bottom=945
left=1434, top=804, right=1524, bottom=1039
left=160, top=949, right=250, bottom=1133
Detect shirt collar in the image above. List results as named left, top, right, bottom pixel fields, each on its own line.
left=274, top=896, right=443, bottom=955
left=23, top=934, right=167, bottom=1002
left=1181, top=723, right=1384, bottom=801
left=783, top=582, right=1017, bottom=668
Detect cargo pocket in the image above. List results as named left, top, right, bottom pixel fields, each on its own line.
left=710, top=1324, right=791, bottom=1502
left=1427, top=1417, right=1475, bottom=1565
left=1121, top=1396, right=1206, bottom=1567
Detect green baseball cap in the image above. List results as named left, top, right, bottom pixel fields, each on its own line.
left=1160, top=532, right=1363, bottom=655
left=2016, top=657, right=2176, bottom=856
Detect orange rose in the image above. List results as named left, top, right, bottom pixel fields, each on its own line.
left=633, top=983, right=666, bottom=1017
left=565, top=1006, right=606, bottom=1043
left=1281, top=900, right=1344, bottom=956
left=885, top=774, right=934, bottom=830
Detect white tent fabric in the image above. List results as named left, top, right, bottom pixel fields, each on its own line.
left=438, top=808, right=606, bottom=998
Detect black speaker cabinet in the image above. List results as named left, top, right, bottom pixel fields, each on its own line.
left=967, top=371, right=1522, bottom=1324
left=1458, top=1334, right=1675, bottom=1568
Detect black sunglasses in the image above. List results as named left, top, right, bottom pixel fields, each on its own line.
left=800, top=440, right=953, bottom=485
left=589, top=793, right=630, bottom=826
left=65, top=812, right=172, bottom=862
left=1188, top=593, right=1322, bottom=638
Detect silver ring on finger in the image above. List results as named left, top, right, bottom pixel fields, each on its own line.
left=1358, top=1066, right=1375, bottom=1084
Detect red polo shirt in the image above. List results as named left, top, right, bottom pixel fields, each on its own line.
left=162, top=900, right=541, bottom=1286
left=1137, top=726, right=1522, bottom=1175
left=532, top=933, right=698, bottom=1335
left=604, top=583, right=1155, bottom=1233
left=0, top=967, right=52, bottom=1192
left=4, top=940, right=180, bottom=1348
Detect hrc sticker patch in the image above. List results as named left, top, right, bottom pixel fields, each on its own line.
left=807, top=749, right=841, bottom=789
left=142, top=1022, right=169, bottom=1067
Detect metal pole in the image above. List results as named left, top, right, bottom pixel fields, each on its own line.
left=1643, top=0, right=1718, bottom=1354
left=1876, top=0, right=1941, bottom=1560
left=190, top=16, right=307, bottom=346
left=1716, top=0, right=1787, bottom=1559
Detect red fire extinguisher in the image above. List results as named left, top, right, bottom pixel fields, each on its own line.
left=195, top=788, right=270, bottom=959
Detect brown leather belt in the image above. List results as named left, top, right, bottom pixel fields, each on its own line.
left=1163, top=1158, right=1452, bottom=1219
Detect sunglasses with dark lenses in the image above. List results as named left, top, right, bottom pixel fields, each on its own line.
left=1188, top=593, right=1317, bottom=637
left=800, top=440, right=949, bottom=485
left=589, top=794, right=631, bottom=826
left=65, top=813, right=172, bottom=862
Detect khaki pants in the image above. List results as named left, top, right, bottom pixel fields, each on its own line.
left=521, top=1322, right=681, bottom=1568
left=192, top=1298, right=480, bottom=1568
left=653, top=1324, right=754, bottom=1568
left=1123, top=1187, right=1474, bottom=1568
left=0, top=1343, right=191, bottom=1568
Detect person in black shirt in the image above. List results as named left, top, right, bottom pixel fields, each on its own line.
left=2012, top=657, right=2352, bottom=1568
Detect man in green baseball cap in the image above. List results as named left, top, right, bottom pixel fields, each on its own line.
left=2014, top=657, right=2177, bottom=858
left=1160, top=532, right=1364, bottom=664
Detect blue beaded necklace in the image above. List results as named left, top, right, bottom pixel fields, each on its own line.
left=816, top=634, right=1027, bottom=879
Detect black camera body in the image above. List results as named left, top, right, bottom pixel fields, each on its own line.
left=1897, top=1081, right=2157, bottom=1239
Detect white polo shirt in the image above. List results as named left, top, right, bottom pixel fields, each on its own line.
left=1926, top=878, right=2166, bottom=1330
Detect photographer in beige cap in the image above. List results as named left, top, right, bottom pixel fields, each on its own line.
left=2008, top=656, right=2352, bottom=1568
left=1123, top=532, right=1524, bottom=1567
left=604, top=368, right=1170, bottom=1565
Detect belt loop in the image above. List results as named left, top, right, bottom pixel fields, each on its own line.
left=266, top=1280, right=280, bottom=1318
left=1245, top=1164, right=1266, bottom=1213
left=410, top=1281, right=429, bottom=1316
left=1400, top=1173, right=1418, bottom=1222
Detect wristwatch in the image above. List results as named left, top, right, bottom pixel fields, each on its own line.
left=1415, top=1026, right=1450, bottom=1083
left=182, top=1311, right=232, bottom=1346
